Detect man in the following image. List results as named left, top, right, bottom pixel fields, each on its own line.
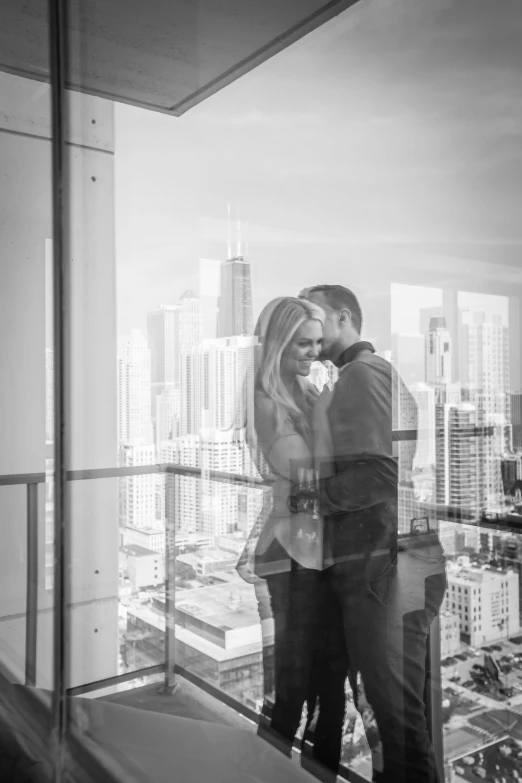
left=300, top=284, right=446, bottom=783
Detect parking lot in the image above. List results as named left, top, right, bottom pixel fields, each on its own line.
left=441, top=636, right=522, bottom=702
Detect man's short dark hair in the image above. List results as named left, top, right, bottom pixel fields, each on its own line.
left=299, top=285, right=363, bottom=333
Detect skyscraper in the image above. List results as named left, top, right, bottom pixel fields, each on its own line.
left=179, top=290, right=203, bottom=353
left=147, top=305, right=180, bottom=398
left=119, top=443, right=157, bottom=529
left=426, top=317, right=452, bottom=386
left=435, top=402, right=503, bottom=518
left=117, top=330, right=154, bottom=447
left=179, top=335, right=258, bottom=436
left=161, top=430, right=246, bottom=538
left=216, top=257, right=253, bottom=338
left=155, top=386, right=180, bottom=447
left=147, top=293, right=203, bottom=398
left=459, top=309, right=510, bottom=419
left=391, top=333, right=425, bottom=386
left=162, top=436, right=200, bottom=534
left=45, top=347, right=54, bottom=446
left=410, top=382, right=436, bottom=470
left=512, top=391, right=522, bottom=451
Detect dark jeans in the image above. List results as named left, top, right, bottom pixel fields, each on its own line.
left=256, top=541, right=347, bottom=777
left=328, top=528, right=447, bottom=783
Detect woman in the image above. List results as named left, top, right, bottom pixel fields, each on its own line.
left=241, top=296, right=347, bottom=774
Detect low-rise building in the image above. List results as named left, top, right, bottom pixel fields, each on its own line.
left=440, top=610, right=460, bottom=658
left=124, top=525, right=165, bottom=554
left=121, top=544, right=165, bottom=591
left=126, top=579, right=271, bottom=708
left=445, top=564, right=520, bottom=646
left=177, top=549, right=238, bottom=579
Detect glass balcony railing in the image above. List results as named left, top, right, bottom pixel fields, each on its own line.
left=3, top=455, right=521, bottom=783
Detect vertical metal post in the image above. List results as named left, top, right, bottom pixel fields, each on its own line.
left=426, top=616, right=444, bottom=781
left=49, top=0, right=69, bottom=779
left=159, top=469, right=178, bottom=693
left=25, top=482, right=39, bottom=688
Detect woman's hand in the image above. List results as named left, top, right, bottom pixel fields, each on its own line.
left=312, top=383, right=333, bottom=425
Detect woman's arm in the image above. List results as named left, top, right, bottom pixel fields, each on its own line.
left=255, top=395, right=313, bottom=480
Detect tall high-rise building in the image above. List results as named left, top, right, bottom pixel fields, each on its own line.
left=501, top=453, right=522, bottom=496
left=155, top=386, right=180, bottom=447
left=458, top=309, right=511, bottom=486
left=459, top=309, right=510, bottom=459
left=419, top=306, right=443, bottom=340
left=199, top=429, right=246, bottom=538
left=435, top=402, right=504, bottom=518
left=410, top=382, right=436, bottom=470
left=161, top=430, right=248, bottom=538
left=162, top=436, right=201, bottom=535
left=391, top=368, right=419, bottom=534
left=178, top=290, right=202, bottom=352
left=147, top=293, right=203, bottom=400
left=309, top=361, right=338, bottom=391
left=511, top=391, right=522, bottom=451
left=179, top=335, right=258, bottom=436
left=391, top=333, right=425, bottom=386
left=119, top=443, right=157, bottom=529
left=426, top=317, right=452, bottom=386
left=147, top=305, right=180, bottom=398
left=459, top=310, right=509, bottom=404
left=216, top=256, right=253, bottom=338
left=179, top=346, right=203, bottom=436
left=45, top=347, right=54, bottom=445
left=117, top=330, right=154, bottom=447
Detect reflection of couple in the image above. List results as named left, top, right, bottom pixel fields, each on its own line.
left=238, top=285, right=447, bottom=783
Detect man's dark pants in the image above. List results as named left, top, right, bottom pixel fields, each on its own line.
left=325, top=501, right=447, bottom=783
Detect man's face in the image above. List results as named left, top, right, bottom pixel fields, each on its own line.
left=306, top=292, right=341, bottom=361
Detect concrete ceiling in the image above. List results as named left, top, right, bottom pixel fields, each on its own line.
left=0, top=0, right=360, bottom=115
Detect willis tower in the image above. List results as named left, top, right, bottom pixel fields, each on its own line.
left=216, top=210, right=253, bottom=338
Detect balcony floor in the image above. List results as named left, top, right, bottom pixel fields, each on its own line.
left=98, top=676, right=254, bottom=731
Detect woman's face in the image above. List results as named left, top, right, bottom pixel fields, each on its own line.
left=281, top=319, right=323, bottom=379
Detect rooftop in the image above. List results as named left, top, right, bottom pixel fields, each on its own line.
left=121, top=545, right=158, bottom=559
left=447, top=565, right=515, bottom=585
left=175, top=581, right=261, bottom=631
left=178, top=549, right=237, bottom=567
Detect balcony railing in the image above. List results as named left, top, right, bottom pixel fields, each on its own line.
left=2, top=456, right=521, bottom=783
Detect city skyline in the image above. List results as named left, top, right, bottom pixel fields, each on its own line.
left=114, top=0, right=522, bottom=343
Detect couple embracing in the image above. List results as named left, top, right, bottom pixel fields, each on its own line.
left=238, top=285, right=447, bottom=783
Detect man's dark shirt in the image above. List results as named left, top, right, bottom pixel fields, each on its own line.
left=319, top=342, right=417, bottom=581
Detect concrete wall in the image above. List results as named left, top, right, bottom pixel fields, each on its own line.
left=0, top=73, right=119, bottom=689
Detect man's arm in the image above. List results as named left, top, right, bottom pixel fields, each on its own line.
left=319, top=362, right=397, bottom=514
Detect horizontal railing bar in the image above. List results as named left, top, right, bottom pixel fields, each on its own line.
left=392, top=429, right=416, bottom=441
left=0, top=464, right=271, bottom=487
left=174, top=663, right=260, bottom=725
left=0, top=426, right=419, bottom=487
left=67, top=663, right=165, bottom=697
left=418, top=503, right=475, bottom=522
left=0, top=473, right=46, bottom=486
left=163, top=464, right=270, bottom=485
left=69, top=465, right=164, bottom=481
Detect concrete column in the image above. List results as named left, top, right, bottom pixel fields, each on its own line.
left=0, top=73, right=119, bottom=689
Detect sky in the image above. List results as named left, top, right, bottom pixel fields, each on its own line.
left=114, top=0, right=522, bottom=343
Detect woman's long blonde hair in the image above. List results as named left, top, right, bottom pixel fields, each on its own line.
left=257, top=297, right=325, bottom=434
